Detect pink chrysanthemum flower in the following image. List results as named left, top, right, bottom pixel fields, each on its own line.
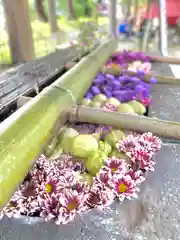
left=43, top=177, right=64, bottom=194
left=59, top=190, right=87, bottom=224
left=139, top=98, right=152, bottom=106
left=40, top=193, right=62, bottom=223
left=104, top=157, right=128, bottom=176
left=116, top=134, right=139, bottom=153
left=127, top=147, right=155, bottom=171
left=95, top=168, right=112, bottom=187
left=126, top=168, right=146, bottom=185
left=85, top=188, right=102, bottom=208
left=138, top=132, right=162, bottom=153
left=0, top=192, right=23, bottom=219
left=85, top=185, right=114, bottom=210
left=113, top=175, right=139, bottom=201
left=72, top=181, right=89, bottom=193
left=141, top=62, right=152, bottom=73
left=97, top=188, right=115, bottom=210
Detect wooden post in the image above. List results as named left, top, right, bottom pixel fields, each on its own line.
left=125, top=0, right=131, bottom=20
left=134, top=0, right=138, bottom=20
left=67, top=0, right=75, bottom=20
left=48, top=0, right=58, bottom=33
left=158, top=0, right=168, bottom=56
left=35, top=0, right=48, bottom=22
left=108, top=0, right=117, bottom=38
left=2, top=0, right=35, bottom=64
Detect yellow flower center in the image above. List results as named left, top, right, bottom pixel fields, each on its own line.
left=111, top=168, right=117, bottom=173
left=67, top=200, right=77, bottom=211
left=110, top=63, right=117, bottom=69
left=45, top=183, right=52, bottom=193
left=8, top=203, right=15, bottom=209
left=118, top=183, right=127, bottom=193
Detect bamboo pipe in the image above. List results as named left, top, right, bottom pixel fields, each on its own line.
left=104, top=67, right=180, bottom=84
left=150, top=55, right=180, bottom=65
left=126, top=70, right=180, bottom=84
left=67, top=106, right=180, bottom=140
left=0, top=40, right=118, bottom=208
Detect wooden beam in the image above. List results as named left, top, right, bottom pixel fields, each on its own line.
left=2, top=0, right=35, bottom=64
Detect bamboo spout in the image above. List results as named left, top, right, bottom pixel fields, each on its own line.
left=67, top=106, right=180, bottom=140
left=126, top=70, right=180, bottom=84
left=150, top=55, right=180, bottom=65
left=104, top=67, right=180, bottom=84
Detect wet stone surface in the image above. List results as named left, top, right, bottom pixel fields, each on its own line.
left=150, top=84, right=180, bottom=121
left=149, top=60, right=180, bottom=121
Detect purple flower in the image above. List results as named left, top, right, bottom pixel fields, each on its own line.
left=136, top=70, right=145, bottom=77
left=149, top=77, right=157, bottom=84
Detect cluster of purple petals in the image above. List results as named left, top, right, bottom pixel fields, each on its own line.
left=106, top=50, right=151, bottom=66
left=85, top=71, right=155, bottom=104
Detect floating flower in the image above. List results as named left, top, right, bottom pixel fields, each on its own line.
left=85, top=188, right=101, bottom=208
left=149, top=77, right=157, bottom=84
left=95, top=168, right=112, bottom=187
left=127, top=147, right=155, bottom=171
left=40, top=193, right=62, bottom=222
left=44, top=179, right=58, bottom=194
left=104, top=157, right=128, bottom=176
left=138, top=132, right=162, bottom=153
left=59, top=190, right=87, bottom=224
left=85, top=185, right=114, bottom=209
left=116, top=134, right=139, bottom=153
left=139, top=97, right=152, bottom=106
left=113, top=175, right=139, bottom=201
left=127, top=168, right=146, bottom=185
left=0, top=199, right=21, bottom=219
left=72, top=181, right=89, bottom=193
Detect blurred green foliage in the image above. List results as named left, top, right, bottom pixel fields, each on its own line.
left=57, top=0, right=95, bottom=18
left=0, top=0, right=108, bottom=68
